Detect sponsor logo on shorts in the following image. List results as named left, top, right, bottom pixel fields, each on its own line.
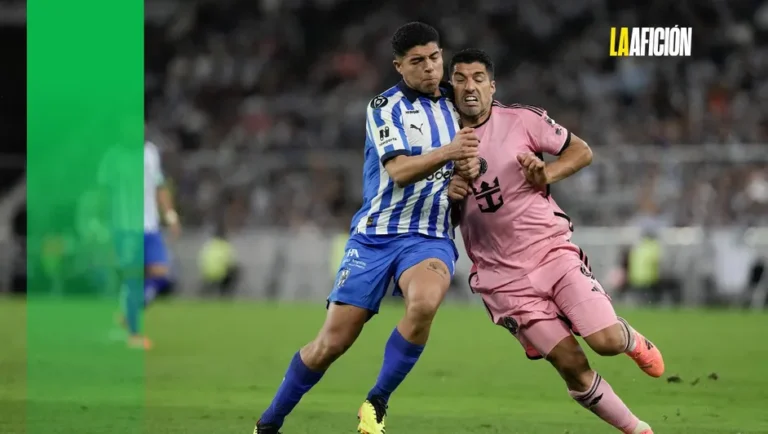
left=335, top=268, right=350, bottom=288
left=501, top=316, right=519, bottom=335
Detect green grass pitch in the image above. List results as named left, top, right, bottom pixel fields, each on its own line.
left=1, top=298, right=767, bottom=433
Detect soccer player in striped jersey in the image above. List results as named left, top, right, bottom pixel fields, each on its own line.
left=447, top=49, right=660, bottom=434
left=255, top=23, right=480, bottom=434
left=99, top=139, right=181, bottom=350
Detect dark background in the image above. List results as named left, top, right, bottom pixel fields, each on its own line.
left=0, top=24, right=26, bottom=292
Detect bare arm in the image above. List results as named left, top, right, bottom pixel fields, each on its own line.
left=384, top=146, right=452, bottom=188
left=156, top=185, right=178, bottom=225
left=518, top=109, right=592, bottom=185
left=384, top=128, right=479, bottom=187
left=543, top=134, right=592, bottom=184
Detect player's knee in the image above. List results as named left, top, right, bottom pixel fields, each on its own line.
left=404, top=291, right=443, bottom=324
left=585, top=324, right=625, bottom=356
left=146, top=264, right=169, bottom=278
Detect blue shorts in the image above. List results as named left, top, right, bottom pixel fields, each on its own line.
left=144, top=231, right=169, bottom=267
left=327, top=233, right=458, bottom=314
left=113, top=230, right=169, bottom=269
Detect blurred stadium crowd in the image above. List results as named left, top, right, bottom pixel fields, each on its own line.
left=144, top=0, right=768, bottom=230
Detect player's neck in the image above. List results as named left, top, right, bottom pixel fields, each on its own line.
left=402, top=79, right=441, bottom=98
left=460, top=106, right=492, bottom=128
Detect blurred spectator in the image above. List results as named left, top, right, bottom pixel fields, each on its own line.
left=626, top=229, right=682, bottom=306
left=747, top=256, right=766, bottom=309
left=709, top=229, right=760, bottom=305
left=198, top=223, right=240, bottom=296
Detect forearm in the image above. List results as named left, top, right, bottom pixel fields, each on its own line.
left=385, top=147, right=452, bottom=187
left=545, top=139, right=592, bottom=184
left=156, top=186, right=178, bottom=223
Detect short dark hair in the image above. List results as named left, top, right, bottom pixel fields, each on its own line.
left=450, top=48, right=495, bottom=78
left=391, top=22, right=440, bottom=57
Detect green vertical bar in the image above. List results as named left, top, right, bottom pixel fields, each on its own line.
left=27, top=1, right=144, bottom=434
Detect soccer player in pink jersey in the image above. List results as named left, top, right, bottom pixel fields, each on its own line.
left=446, top=48, right=664, bottom=434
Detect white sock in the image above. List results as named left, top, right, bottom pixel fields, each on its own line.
left=632, top=420, right=652, bottom=433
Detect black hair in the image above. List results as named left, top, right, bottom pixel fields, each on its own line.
left=391, top=22, right=440, bottom=57
left=450, top=48, right=495, bottom=78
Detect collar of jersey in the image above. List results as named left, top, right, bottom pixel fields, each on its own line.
left=397, top=80, right=454, bottom=103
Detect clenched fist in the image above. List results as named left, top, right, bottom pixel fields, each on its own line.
left=448, top=175, right=471, bottom=201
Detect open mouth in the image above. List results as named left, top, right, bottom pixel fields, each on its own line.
left=464, top=95, right=479, bottom=106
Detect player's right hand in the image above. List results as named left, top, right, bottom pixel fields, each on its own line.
left=447, top=127, right=479, bottom=161
left=455, top=157, right=481, bottom=180
left=448, top=175, right=470, bottom=201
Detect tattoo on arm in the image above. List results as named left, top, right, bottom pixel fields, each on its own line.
left=427, top=261, right=448, bottom=277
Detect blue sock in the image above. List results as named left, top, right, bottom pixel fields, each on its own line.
left=367, top=328, right=425, bottom=403
left=144, top=276, right=167, bottom=308
left=122, top=277, right=143, bottom=335
left=260, top=352, right=324, bottom=427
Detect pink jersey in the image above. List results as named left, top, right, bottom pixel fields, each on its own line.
left=459, top=102, right=574, bottom=291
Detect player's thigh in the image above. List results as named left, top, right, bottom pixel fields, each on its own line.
left=517, top=317, right=574, bottom=360
left=478, top=281, right=568, bottom=360
left=552, top=264, right=619, bottom=339
left=395, top=237, right=456, bottom=309
left=327, top=236, right=396, bottom=315
left=144, top=231, right=170, bottom=277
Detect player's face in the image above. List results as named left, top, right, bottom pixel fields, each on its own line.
left=451, top=62, right=495, bottom=120
left=393, top=43, right=444, bottom=95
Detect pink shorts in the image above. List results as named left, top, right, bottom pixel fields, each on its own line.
left=477, top=245, right=618, bottom=360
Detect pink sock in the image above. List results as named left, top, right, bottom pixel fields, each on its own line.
left=569, top=372, right=640, bottom=433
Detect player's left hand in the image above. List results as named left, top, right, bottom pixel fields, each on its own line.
left=455, top=157, right=481, bottom=180
left=517, top=153, right=550, bottom=187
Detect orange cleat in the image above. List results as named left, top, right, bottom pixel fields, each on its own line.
left=128, top=335, right=153, bottom=350
left=626, top=331, right=664, bottom=378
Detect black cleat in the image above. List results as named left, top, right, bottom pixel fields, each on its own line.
left=357, top=394, right=388, bottom=433
left=254, top=420, right=281, bottom=434
left=368, top=395, right=388, bottom=424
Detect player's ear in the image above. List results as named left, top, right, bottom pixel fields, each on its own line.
left=393, top=58, right=402, bottom=74
left=490, top=80, right=496, bottom=97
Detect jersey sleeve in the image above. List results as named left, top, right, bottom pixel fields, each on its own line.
left=366, top=95, right=411, bottom=164
left=147, top=143, right=165, bottom=186
left=521, top=108, right=571, bottom=156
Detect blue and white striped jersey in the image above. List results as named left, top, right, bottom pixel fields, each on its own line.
left=351, top=81, right=460, bottom=239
